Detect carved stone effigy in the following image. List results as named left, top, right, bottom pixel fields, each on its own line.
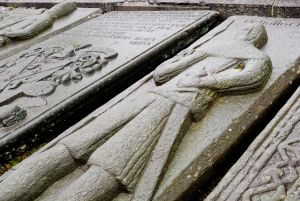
left=206, top=86, right=300, bottom=201
left=1, top=15, right=299, bottom=201
left=0, top=11, right=218, bottom=162
left=0, top=2, right=77, bottom=47
left=0, top=15, right=283, bottom=201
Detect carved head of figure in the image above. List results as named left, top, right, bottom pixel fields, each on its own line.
left=238, top=24, right=268, bottom=49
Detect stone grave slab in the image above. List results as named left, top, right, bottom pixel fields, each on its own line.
left=1, top=15, right=299, bottom=201
left=0, top=3, right=100, bottom=60
left=0, top=10, right=218, bottom=163
left=206, top=86, right=300, bottom=201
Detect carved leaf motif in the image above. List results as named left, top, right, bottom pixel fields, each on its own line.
left=0, top=44, right=118, bottom=128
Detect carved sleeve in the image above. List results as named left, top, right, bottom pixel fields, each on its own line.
left=46, top=2, right=77, bottom=20
left=177, top=57, right=272, bottom=94
left=209, top=57, right=272, bottom=93
left=153, top=49, right=207, bottom=85
left=3, top=15, right=53, bottom=39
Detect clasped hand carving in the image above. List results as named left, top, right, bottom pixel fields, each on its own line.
left=154, top=24, right=272, bottom=95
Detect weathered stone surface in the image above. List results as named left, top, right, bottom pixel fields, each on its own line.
left=118, top=0, right=300, bottom=18
left=119, top=0, right=274, bottom=17
left=153, top=0, right=273, bottom=6
left=206, top=86, right=300, bottom=201
left=0, top=5, right=101, bottom=60
left=273, top=0, right=300, bottom=18
left=117, top=1, right=210, bottom=13
left=158, top=0, right=274, bottom=18
left=1, top=15, right=299, bottom=201
left=0, top=0, right=118, bottom=12
left=2, top=0, right=300, bottom=18
left=0, top=10, right=218, bottom=163
left=0, top=2, right=77, bottom=48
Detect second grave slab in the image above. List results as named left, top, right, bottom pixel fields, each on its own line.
left=0, top=10, right=218, bottom=163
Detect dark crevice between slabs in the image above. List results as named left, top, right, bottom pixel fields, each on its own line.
left=0, top=16, right=221, bottom=176
left=181, top=76, right=300, bottom=201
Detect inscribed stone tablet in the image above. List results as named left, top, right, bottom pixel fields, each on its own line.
left=2, top=15, right=299, bottom=201
left=0, top=10, right=218, bottom=162
left=206, top=86, right=300, bottom=201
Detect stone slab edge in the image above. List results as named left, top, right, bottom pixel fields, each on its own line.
left=205, top=83, right=300, bottom=201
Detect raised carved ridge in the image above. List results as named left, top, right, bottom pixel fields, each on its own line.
left=206, top=87, right=300, bottom=201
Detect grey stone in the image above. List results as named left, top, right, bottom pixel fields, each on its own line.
left=118, top=0, right=274, bottom=18
left=2, top=0, right=300, bottom=18
left=273, top=0, right=300, bottom=18
left=118, top=0, right=300, bottom=18
left=0, top=2, right=77, bottom=47
left=2, top=15, right=300, bottom=201
left=0, top=0, right=118, bottom=13
left=54, top=165, right=120, bottom=201
left=0, top=4, right=100, bottom=60
left=0, top=10, right=218, bottom=163
left=153, top=0, right=273, bottom=6
left=0, top=144, right=76, bottom=201
left=206, top=86, right=300, bottom=201
left=0, top=0, right=126, bottom=7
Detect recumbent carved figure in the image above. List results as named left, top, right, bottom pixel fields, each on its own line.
left=0, top=24, right=272, bottom=201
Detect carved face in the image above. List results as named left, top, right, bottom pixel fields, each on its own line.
left=238, top=24, right=268, bottom=48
